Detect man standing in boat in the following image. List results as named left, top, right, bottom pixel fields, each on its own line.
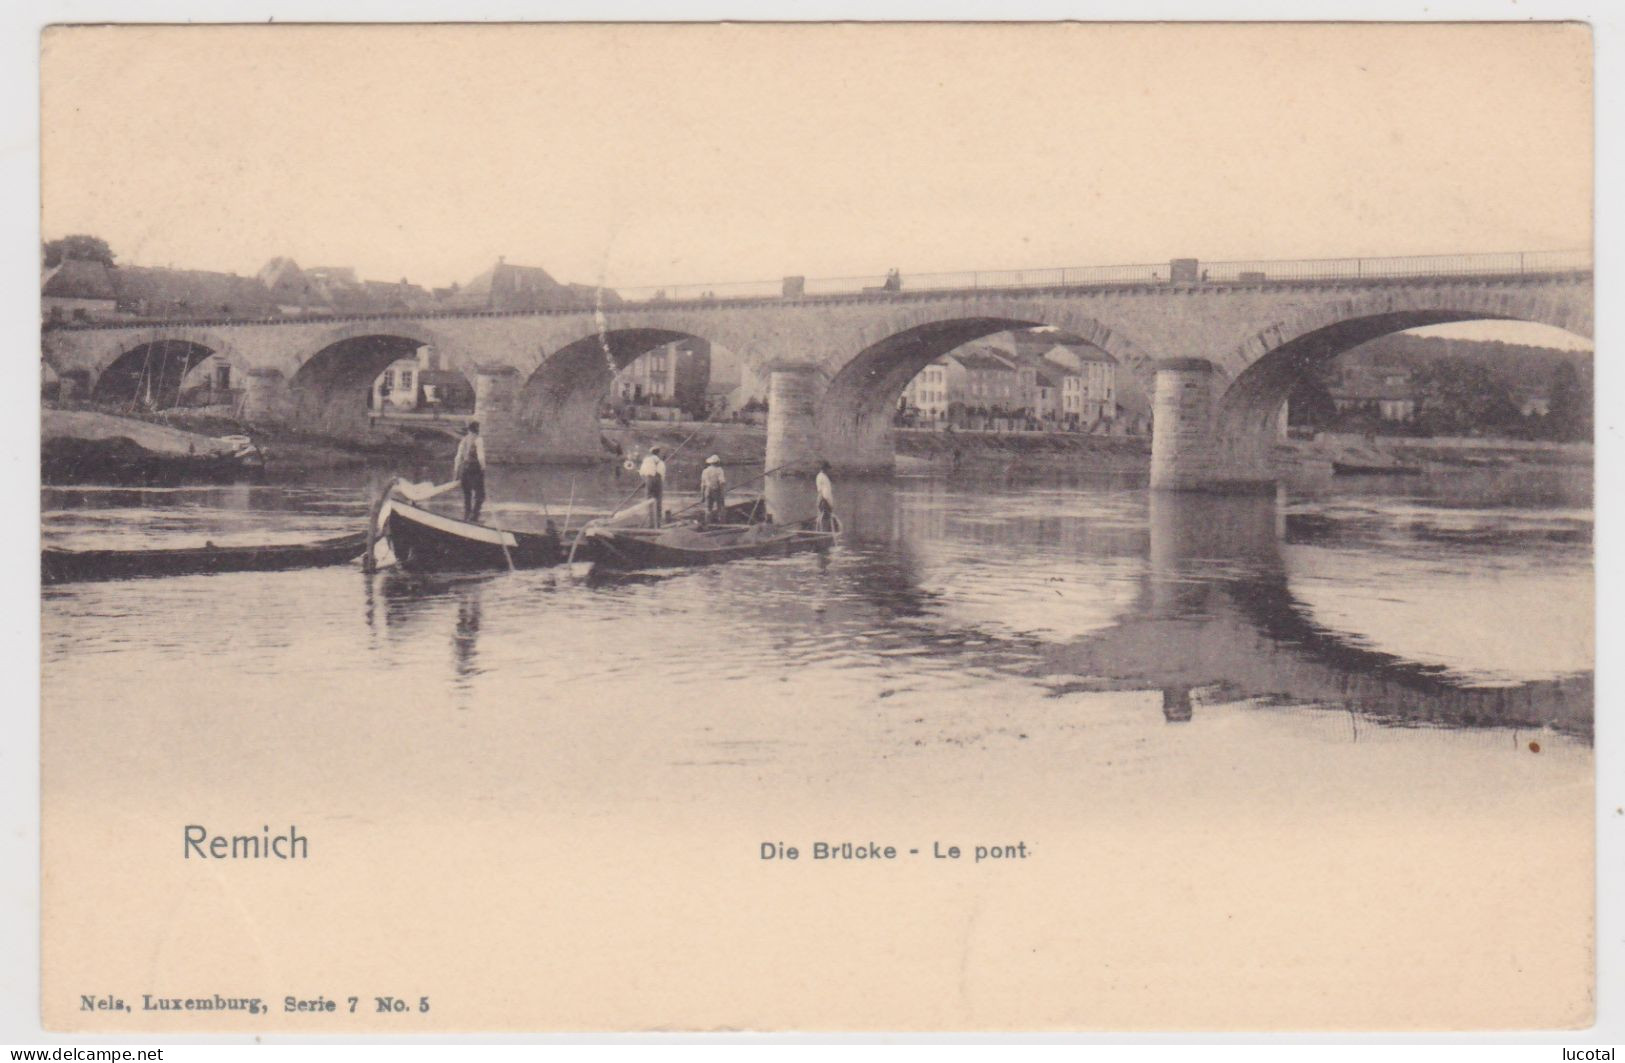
left=699, top=454, right=727, bottom=525
left=453, top=420, right=487, bottom=523
left=639, top=445, right=667, bottom=527
left=815, top=460, right=837, bottom=532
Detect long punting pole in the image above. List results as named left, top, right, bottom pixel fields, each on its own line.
left=663, top=458, right=810, bottom=523
left=561, top=479, right=576, bottom=537
left=598, top=404, right=734, bottom=523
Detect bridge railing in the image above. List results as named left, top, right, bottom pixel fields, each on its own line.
left=45, top=249, right=1591, bottom=328
left=613, top=279, right=785, bottom=303
left=1198, top=249, right=1592, bottom=283
left=803, top=263, right=1173, bottom=294
left=609, top=249, right=1589, bottom=305
left=609, top=262, right=1181, bottom=303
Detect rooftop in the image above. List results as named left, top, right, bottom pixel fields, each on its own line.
left=950, top=349, right=1018, bottom=373
left=115, top=265, right=283, bottom=316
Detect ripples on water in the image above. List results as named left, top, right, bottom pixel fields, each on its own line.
left=42, top=463, right=1595, bottom=766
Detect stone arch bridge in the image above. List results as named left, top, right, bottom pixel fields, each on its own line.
left=42, top=259, right=1590, bottom=490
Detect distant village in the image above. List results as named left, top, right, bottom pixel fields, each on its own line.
left=42, top=251, right=615, bottom=325
left=895, top=331, right=1143, bottom=435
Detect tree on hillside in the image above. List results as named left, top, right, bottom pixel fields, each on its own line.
left=1545, top=361, right=1593, bottom=442
left=1344, top=332, right=1582, bottom=398
left=43, top=234, right=116, bottom=269
left=1412, top=356, right=1520, bottom=436
left=1285, top=361, right=1338, bottom=429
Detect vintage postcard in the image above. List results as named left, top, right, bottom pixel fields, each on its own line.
left=38, top=21, right=1594, bottom=1032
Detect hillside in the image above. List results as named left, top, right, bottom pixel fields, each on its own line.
left=1339, top=333, right=1591, bottom=395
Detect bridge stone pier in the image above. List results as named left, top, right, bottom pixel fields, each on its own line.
left=473, top=364, right=524, bottom=458
left=764, top=363, right=825, bottom=474
left=240, top=368, right=293, bottom=423
left=1149, top=359, right=1220, bottom=490
left=41, top=256, right=1590, bottom=489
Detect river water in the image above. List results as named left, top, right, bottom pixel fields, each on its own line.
left=42, top=461, right=1595, bottom=734
left=40, top=461, right=1597, bottom=1029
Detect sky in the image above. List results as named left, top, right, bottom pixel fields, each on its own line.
left=41, top=23, right=1591, bottom=299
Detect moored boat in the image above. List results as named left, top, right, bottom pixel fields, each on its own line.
left=590, top=494, right=769, bottom=530
left=380, top=497, right=595, bottom=570
left=586, top=520, right=836, bottom=570
left=1331, top=460, right=1423, bottom=476
left=42, top=531, right=369, bottom=585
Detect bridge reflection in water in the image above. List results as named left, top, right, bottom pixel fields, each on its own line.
left=1139, top=491, right=1587, bottom=736
left=366, top=469, right=1590, bottom=741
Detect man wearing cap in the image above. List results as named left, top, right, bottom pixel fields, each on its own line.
left=815, top=460, right=837, bottom=532
left=639, top=445, right=667, bottom=527
left=453, top=420, right=487, bottom=522
left=699, top=454, right=727, bottom=525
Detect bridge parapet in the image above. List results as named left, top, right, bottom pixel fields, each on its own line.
left=42, top=250, right=1589, bottom=333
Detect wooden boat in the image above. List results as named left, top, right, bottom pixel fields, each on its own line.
left=41, top=439, right=264, bottom=487
left=590, top=495, right=769, bottom=530
left=42, top=531, right=368, bottom=585
left=1331, top=460, right=1423, bottom=476
left=377, top=488, right=772, bottom=572
left=380, top=497, right=596, bottom=570
left=586, top=520, right=836, bottom=570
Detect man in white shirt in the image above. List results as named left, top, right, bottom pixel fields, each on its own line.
left=699, top=454, right=727, bottom=524
left=453, top=421, right=487, bottom=522
left=639, top=446, right=667, bottom=527
left=815, top=460, right=836, bottom=532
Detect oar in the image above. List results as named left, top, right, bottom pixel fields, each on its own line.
left=556, top=479, right=583, bottom=578
left=488, top=510, right=517, bottom=571
left=482, top=473, right=517, bottom=572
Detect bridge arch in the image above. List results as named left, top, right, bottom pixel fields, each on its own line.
left=518, top=328, right=715, bottom=460
left=289, top=323, right=463, bottom=438
left=88, top=328, right=244, bottom=408
left=1206, top=285, right=1593, bottom=483
left=308, top=318, right=452, bottom=355
left=812, top=310, right=1153, bottom=472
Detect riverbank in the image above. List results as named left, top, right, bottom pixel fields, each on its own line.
left=42, top=405, right=1593, bottom=488
left=600, top=421, right=768, bottom=468
left=896, top=427, right=1151, bottom=471
left=1279, top=433, right=1592, bottom=474
left=41, top=404, right=457, bottom=485
left=604, top=422, right=1157, bottom=474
